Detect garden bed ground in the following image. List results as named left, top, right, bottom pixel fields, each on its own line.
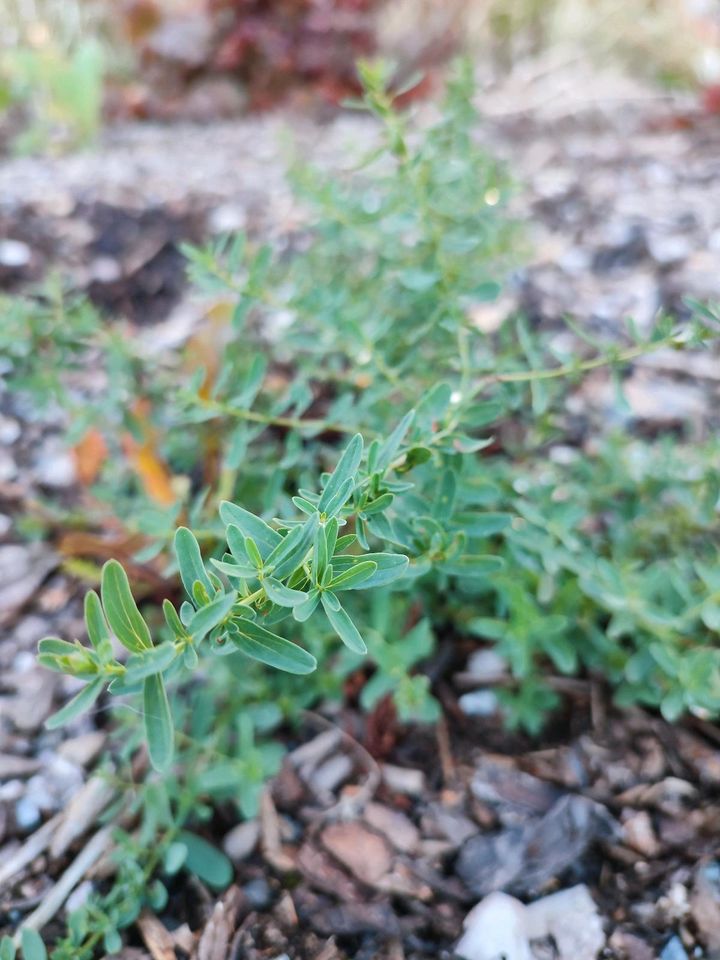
left=1, top=59, right=720, bottom=959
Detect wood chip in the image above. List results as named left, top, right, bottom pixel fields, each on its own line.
left=321, top=821, right=392, bottom=886
left=196, top=886, right=245, bottom=960
left=57, top=732, right=106, bottom=768
left=0, top=754, right=41, bottom=779
left=259, top=787, right=294, bottom=872
left=380, top=763, right=425, bottom=796
left=50, top=777, right=116, bottom=858
left=18, top=826, right=112, bottom=937
left=296, top=841, right=363, bottom=902
left=363, top=802, right=420, bottom=854
left=0, top=813, right=62, bottom=892
left=222, top=819, right=259, bottom=864
left=137, top=910, right=176, bottom=960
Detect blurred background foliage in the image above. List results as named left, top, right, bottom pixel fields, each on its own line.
left=1, top=0, right=720, bottom=152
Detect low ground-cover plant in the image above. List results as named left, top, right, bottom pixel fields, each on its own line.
left=10, top=58, right=720, bottom=730
left=2, top=58, right=720, bottom=957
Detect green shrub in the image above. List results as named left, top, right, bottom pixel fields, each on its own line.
left=2, top=58, right=719, bottom=956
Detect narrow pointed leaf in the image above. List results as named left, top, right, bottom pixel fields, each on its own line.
left=84, top=590, right=112, bottom=656
left=38, top=637, right=80, bottom=657
left=231, top=620, right=316, bottom=674
left=219, top=502, right=281, bottom=557
left=263, top=578, right=307, bottom=608
left=265, top=513, right=318, bottom=580
left=189, top=592, right=237, bottom=642
left=318, top=434, right=363, bottom=514
left=45, top=676, right=104, bottom=730
left=376, top=409, right=415, bottom=471
left=163, top=599, right=188, bottom=639
left=321, top=594, right=367, bottom=654
left=101, top=560, right=151, bottom=653
left=329, top=560, right=377, bottom=590
left=210, top=557, right=257, bottom=579
left=124, top=643, right=178, bottom=683
left=174, top=527, right=212, bottom=598
left=293, top=589, right=320, bottom=622
left=331, top=552, right=409, bottom=589
left=144, top=674, right=174, bottom=772
left=321, top=476, right=355, bottom=518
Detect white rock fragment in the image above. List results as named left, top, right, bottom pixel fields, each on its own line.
left=0, top=239, right=31, bottom=268
left=456, top=884, right=605, bottom=960
left=458, top=690, right=500, bottom=717
left=455, top=891, right=533, bottom=960
left=526, top=884, right=605, bottom=960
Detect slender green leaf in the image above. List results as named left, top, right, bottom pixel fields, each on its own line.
left=189, top=592, right=237, bottom=642
left=332, top=552, right=409, bottom=589
left=38, top=638, right=79, bottom=657
left=231, top=620, right=316, bottom=674
left=144, top=674, right=174, bottom=772
left=101, top=560, right=151, bottom=653
left=210, top=558, right=256, bottom=579
left=263, top=578, right=307, bottom=607
left=174, top=527, right=213, bottom=598
left=318, top=433, right=363, bottom=514
left=244, top=537, right=263, bottom=571
left=321, top=594, right=367, bottom=654
left=219, top=502, right=281, bottom=557
left=265, top=513, right=318, bottom=580
left=292, top=589, right=320, bottom=622
left=45, top=676, right=104, bottom=730
left=84, top=590, right=112, bottom=656
left=321, top=476, right=355, bottom=518
left=330, top=560, right=377, bottom=590
left=376, top=409, right=415, bottom=471
left=163, top=599, right=188, bottom=639
left=124, top=644, right=178, bottom=683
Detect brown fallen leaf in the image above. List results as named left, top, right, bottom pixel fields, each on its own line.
left=73, top=428, right=108, bottom=487
left=123, top=435, right=176, bottom=507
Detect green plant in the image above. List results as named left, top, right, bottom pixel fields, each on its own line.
left=5, top=58, right=720, bottom=955
left=1, top=36, right=104, bottom=153
left=22, top=59, right=720, bottom=734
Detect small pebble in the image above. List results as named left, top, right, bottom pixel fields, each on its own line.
left=0, top=239, right=31, bottom=268
left=466, top=649, right=507, bottom=680
left=243, top=877, right=272, bottom=910
left=0, top=451, right=17, bottom=483
left=15, top=795, right=41, bottom=831
left=660, top=935, right=689, bottom=960
left=33, top=437, right=76, bottom=489
left=0, top=415, right=21, bottom=444
left=458, top=690, right=500, bottom=717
